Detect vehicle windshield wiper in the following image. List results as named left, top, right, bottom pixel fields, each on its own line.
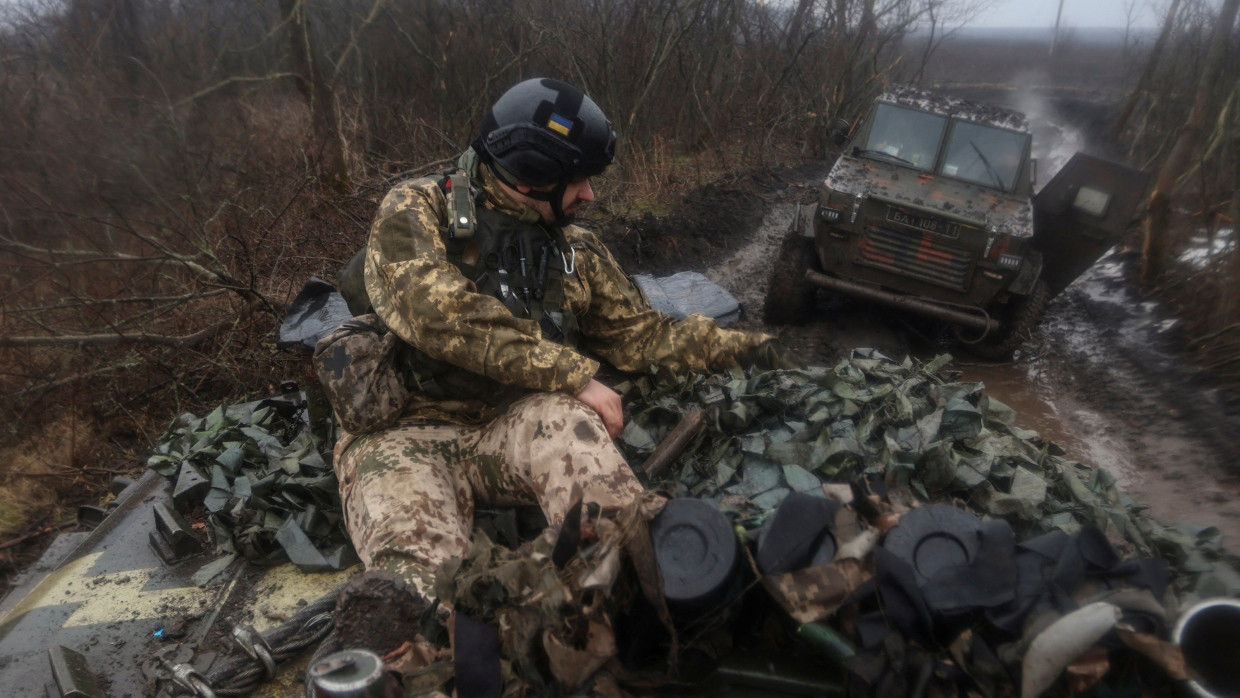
left=855, top=148, right=918, bottom=168
left=969, top=141, right=1007, bottom=189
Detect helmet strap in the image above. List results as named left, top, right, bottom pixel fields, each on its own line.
left=488, top=162, right=574, bottom=226
left=519, top=183, right=572, bottom=227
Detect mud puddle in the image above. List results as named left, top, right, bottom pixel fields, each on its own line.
left=956, top=359, right=1240, bottom=545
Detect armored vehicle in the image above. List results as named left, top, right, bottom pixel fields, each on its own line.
left=765, top=86, right=1149, bottom=358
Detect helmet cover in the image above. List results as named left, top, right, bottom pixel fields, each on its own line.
left=475, top=78, right=616, bottom=187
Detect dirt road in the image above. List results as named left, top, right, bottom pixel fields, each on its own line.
left=609, top=166, right=1240, bottom=547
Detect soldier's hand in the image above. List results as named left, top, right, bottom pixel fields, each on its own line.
left=745, top=339, right=804, bottom=371
left=575, top=379, right=624, bottom=438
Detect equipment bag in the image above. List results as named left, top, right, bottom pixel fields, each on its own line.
left=312, top=314, right=410, bottom=434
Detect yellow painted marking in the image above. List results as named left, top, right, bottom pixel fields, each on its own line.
left=2, top=553, right=352, bottom=640
left=68, top=559, right=221, bottom=627
left=0, top=552, right=222, bottom=629
left=247, top=564, right=356, bottom=633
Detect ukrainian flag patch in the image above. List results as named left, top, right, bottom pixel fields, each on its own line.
left=547, top=113, right=572, bottom=137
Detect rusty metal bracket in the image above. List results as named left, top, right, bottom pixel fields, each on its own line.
left=641, top=408, right=705, bottom=476
left=148, top=501, right=205, bottom=565
left=804, top=269, right=1000, bottom=333
left=47, top=646, right=105, bottom=698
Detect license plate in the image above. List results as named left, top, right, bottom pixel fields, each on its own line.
left=886, top=207, right=960, bottom=238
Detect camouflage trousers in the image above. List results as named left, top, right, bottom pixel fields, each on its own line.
left=334, top=392, right=645, bottom=596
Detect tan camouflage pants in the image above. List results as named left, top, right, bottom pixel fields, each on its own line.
left=334, top=392, right=645, bottom=596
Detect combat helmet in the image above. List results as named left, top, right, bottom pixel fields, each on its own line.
left=474, top=78, right=616, bottom=224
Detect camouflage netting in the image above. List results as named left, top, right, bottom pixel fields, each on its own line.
left=146, top=349, right=1240, bottom=592
left=146, top=350, right=1240, bottom=693
left=615, top=349, right=1240, bottom=602
left=147, top=392, right=354, bottom=572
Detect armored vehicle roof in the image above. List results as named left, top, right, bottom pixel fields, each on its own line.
left=878, top=85, right=1029, bottom=132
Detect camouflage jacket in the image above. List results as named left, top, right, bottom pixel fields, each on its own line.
left=362, top=149, right=768, bottom=424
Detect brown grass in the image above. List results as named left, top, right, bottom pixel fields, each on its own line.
left=0, top=414, right=94, bottom=538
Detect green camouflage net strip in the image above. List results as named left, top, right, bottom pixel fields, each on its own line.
left=614, top=349, right=1240, bottom=603
left=144, top=351, right=1240, bottom=600
left=146, top=392, right=356, bottom=572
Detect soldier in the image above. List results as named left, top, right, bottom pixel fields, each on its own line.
left=328, top=78, right=777, bottom=613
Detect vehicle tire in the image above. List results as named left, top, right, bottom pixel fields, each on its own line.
left=762, top=230, right=819, bottom=325
left=956, top=279, right=1049, bottom=360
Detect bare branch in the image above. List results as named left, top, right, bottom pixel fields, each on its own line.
left=0, top=235, right=223, bottom=284
left=12, top=356, right=144, bottom=398
left=172, top=73, right=299, bottom=108
left=0, top=308, right=252, bottom=348
left=16, top=290, right=229, bottom=313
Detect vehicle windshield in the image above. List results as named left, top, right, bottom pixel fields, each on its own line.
left=860, top=103, right=947, bottom=171
left=939, top=121, right=1027, bottom=191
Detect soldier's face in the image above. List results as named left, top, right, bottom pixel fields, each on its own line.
left=518, top=178, right=596, bottom=223
left=559, top=178, right=596, bottom=218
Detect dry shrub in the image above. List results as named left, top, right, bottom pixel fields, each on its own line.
left=599, top=136, right=751, bottom=220
left=603, top=136, right=682, bottom=216
left=0, top=412, right=96, bottom=539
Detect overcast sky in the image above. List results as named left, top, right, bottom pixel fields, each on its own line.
left=969, top=0, right=1169, bottom=29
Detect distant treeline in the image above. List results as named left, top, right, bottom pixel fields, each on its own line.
left=0, top=0, right=936, bottom=190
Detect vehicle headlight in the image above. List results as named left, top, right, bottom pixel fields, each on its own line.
left=985, top=232, right=1024, bottom=271
left=820, top=205, right=844, bottom=223
left=997, top=253, right=1023, bottom=270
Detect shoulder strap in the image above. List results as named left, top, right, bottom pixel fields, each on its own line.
left=337, top=246, right=371, bottom=316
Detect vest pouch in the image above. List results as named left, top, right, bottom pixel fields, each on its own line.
left=313, top=314, right=410, bottom=434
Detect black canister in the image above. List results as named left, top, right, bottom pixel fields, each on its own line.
left=650, top=498, right=741, bottom=615
left=881, top=504, right=983, bottom=585
left=1175, top=599, right=1240, bottom=698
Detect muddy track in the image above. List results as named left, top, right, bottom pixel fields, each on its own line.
left=1051, top=257, right=1240, bottom=459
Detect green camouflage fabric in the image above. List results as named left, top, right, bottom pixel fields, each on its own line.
left=312, top=314, right=410, bottom=434
left=335, top=392, right=645, bottom=595
left=146, top=391, right=354, bottom=573
left=361, top=148, right=768, bottom=426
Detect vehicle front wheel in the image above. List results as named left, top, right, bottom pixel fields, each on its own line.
left=955, top=279, right=1049, bottom=360
left=762, top=230, right=819, bottom=325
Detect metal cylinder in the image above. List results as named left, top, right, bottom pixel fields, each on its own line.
left=650, top=498, right=741, bottom=616
left=1174, top=598, right=1240, bottom=698
left=308, top=649, right=392, bottom=698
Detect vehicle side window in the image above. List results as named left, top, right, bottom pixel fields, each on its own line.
left=939, top=122, right=1028, bottom=191
left=864, top=104, right=947, bottom=170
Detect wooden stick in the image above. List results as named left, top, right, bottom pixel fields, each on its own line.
left=0, top=519, right=76, bottom=551
left=641, top=408, right=705, bottom=475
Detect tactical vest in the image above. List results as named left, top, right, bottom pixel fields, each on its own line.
left=336, top=172, right=581, bottom=407
left=446, top=205, right=580, bottom=347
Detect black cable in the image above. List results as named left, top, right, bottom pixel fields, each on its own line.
left=185, top=586, right=341, bottom=696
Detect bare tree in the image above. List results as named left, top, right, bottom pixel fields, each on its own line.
left=277, top=0, right=350, bottom=193
left=1111, top=0, right=1182, bottom=141
left=908, top=0, right=998, bottom=86
left=1141, top=0, right=1239, bottom=286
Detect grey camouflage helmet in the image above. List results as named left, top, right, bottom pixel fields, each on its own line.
left=474, top=78, right=616, bottom=188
